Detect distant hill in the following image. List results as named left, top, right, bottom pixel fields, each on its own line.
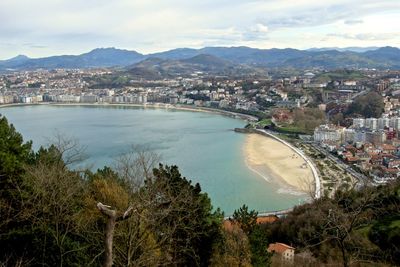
left=127, top=54, right=266, bottom=78
left=181, top=54, right=231, bottom=66
left=0, top=48, right=144, bottom=71
left=363, top=47, right=400, bottom=68
left=150, top=47, right=309, bottom=66
left=1, top=46, right=400, bottom=71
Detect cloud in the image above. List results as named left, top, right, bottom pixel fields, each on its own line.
left=241, top=23, right=269, bottom=41
left=255, top=1, right=400, bottom=30
left=328, top=33, right=396, bottom=41
left=29, top=45, right=48, bottom=49
left=251, top=23, right=269, bottom=33
left=344, top=19, right=364, bottom=25
left=22, top=43, right=47, bottom=49
left=0, top=0, right=399, bottom=58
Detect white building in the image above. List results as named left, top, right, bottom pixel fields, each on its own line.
left=343, top=128, right=356, bottom=143
left=389, top=117, right=400, bottom=131
left=365, top=118, right=378, bottom=131
left=56, top=95, right=80, bottom=103
left=268, top=243, right=295, bottom=263
left=80, top=95, right=97, bottom=103
left=20, top=96, right=32, bottom=103
left=314, top=125, right=344, bottom=143
left=107, top=89, right=115, bottom=96
left=378, top=117, right=390, bottom=130
left=354, top=131, right=366, bottom=143
left=352, top=118, right=365, bottom=129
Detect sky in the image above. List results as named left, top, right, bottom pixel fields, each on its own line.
left=0, top=0, right=400, bottom=59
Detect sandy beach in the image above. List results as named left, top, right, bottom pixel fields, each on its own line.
left=244, top=133, right=314, bottom=194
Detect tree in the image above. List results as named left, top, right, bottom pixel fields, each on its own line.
left=331, top=113, right=344, bottom=126
left=346, top=92, right=384, bottom=118
left=0, top=115, right=33, bottom=264
left=22, top=148, right=87, bottom=266
left=210, top=223, right=252, bottom=267
left=0, top=115, right=33, bottom=178
left=146, top=164, right=223, bottom=266
left=83, top=167, right=134, bottom=267
left=321, top=188, right=376, bottom=267
left=232, top=205, right=258, bottom=236
left=232, top=205, right=271, bottom=266
left=248, top=226, right=271, bottom=267
left=85, top=161, right=224, bottom=267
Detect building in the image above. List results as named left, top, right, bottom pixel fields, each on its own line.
left=343, top=128, right=356, bottom=143
left=366, top=131, right=386, bottom=145
left=268, top=242, right=295, bottom=263
left=0, top=94, right=11, bottom=104
left=314, top=124, right=344, bottom=143
left=365, top=118, right=378, bottom=131
left=56, top=95, right=80, bottom=102
left=352, top=118, right=365, bottom=129
left=378, top=117, right=390, bottom=130
left=276, top=100, right=300, bottom=108
left=354, top=131, right=367, bottom=143
left=389, top=117, right=400, bottom=131
left=80, top=95, right=97, bottom=103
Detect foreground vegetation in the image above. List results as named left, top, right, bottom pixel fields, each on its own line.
left=0, top=115, right=271, bottom=266
left=0, top=114, right=399, bottom=266
left=265, top=181, right=400, bottom=266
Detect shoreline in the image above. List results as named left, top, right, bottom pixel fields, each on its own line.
left=0, top=102, right=258, bottom=122
left=1, top=102, right=320, bottom=201
left=244, top=134, right=314, bottom=195
left=242, top=129, right=321, bottom=199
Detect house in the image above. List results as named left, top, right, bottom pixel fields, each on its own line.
left=344, top=145, right=357, bottom=155
left=341, top=151, right=353, bottom=160
left=388, top=159, right=400, bottom=168
left=272, top=110, right=294, bottom=124
left=345, top=156, right=359, bottom=164
left=381, top=144, right=397, bottom=154
left=268, top=242, right=295, bottom=262
left=355, top=151, right=371, bottom=163
left=370, top=155, right=384, bottom=165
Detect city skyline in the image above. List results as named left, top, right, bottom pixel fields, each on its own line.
left=1, top=0, right=400, bottom=59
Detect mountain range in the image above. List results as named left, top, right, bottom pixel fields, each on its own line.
left=127, top=54, right=268, bottom=78
left=1, top=46, right=400, bottom=72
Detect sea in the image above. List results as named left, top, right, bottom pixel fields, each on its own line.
left=0, top=104, right=306, bottom=214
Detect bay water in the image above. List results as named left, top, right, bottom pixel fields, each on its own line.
left=0, top=105, right=305, bottom=214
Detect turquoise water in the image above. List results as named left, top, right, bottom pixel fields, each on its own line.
left=0, top=105, right=304, bottom=214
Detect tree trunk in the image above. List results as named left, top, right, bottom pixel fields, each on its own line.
left=97, top=202, right=134, bottom=267
left=104, top=216, right=116, bottom=267
left=340, top=241, right=348, bottom=267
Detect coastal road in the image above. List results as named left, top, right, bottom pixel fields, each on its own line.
left=224, top=208, right=293, bottom=220
left=351, top=87, right=371, bottom=100
left=309, top=143, right=368, bottom=184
